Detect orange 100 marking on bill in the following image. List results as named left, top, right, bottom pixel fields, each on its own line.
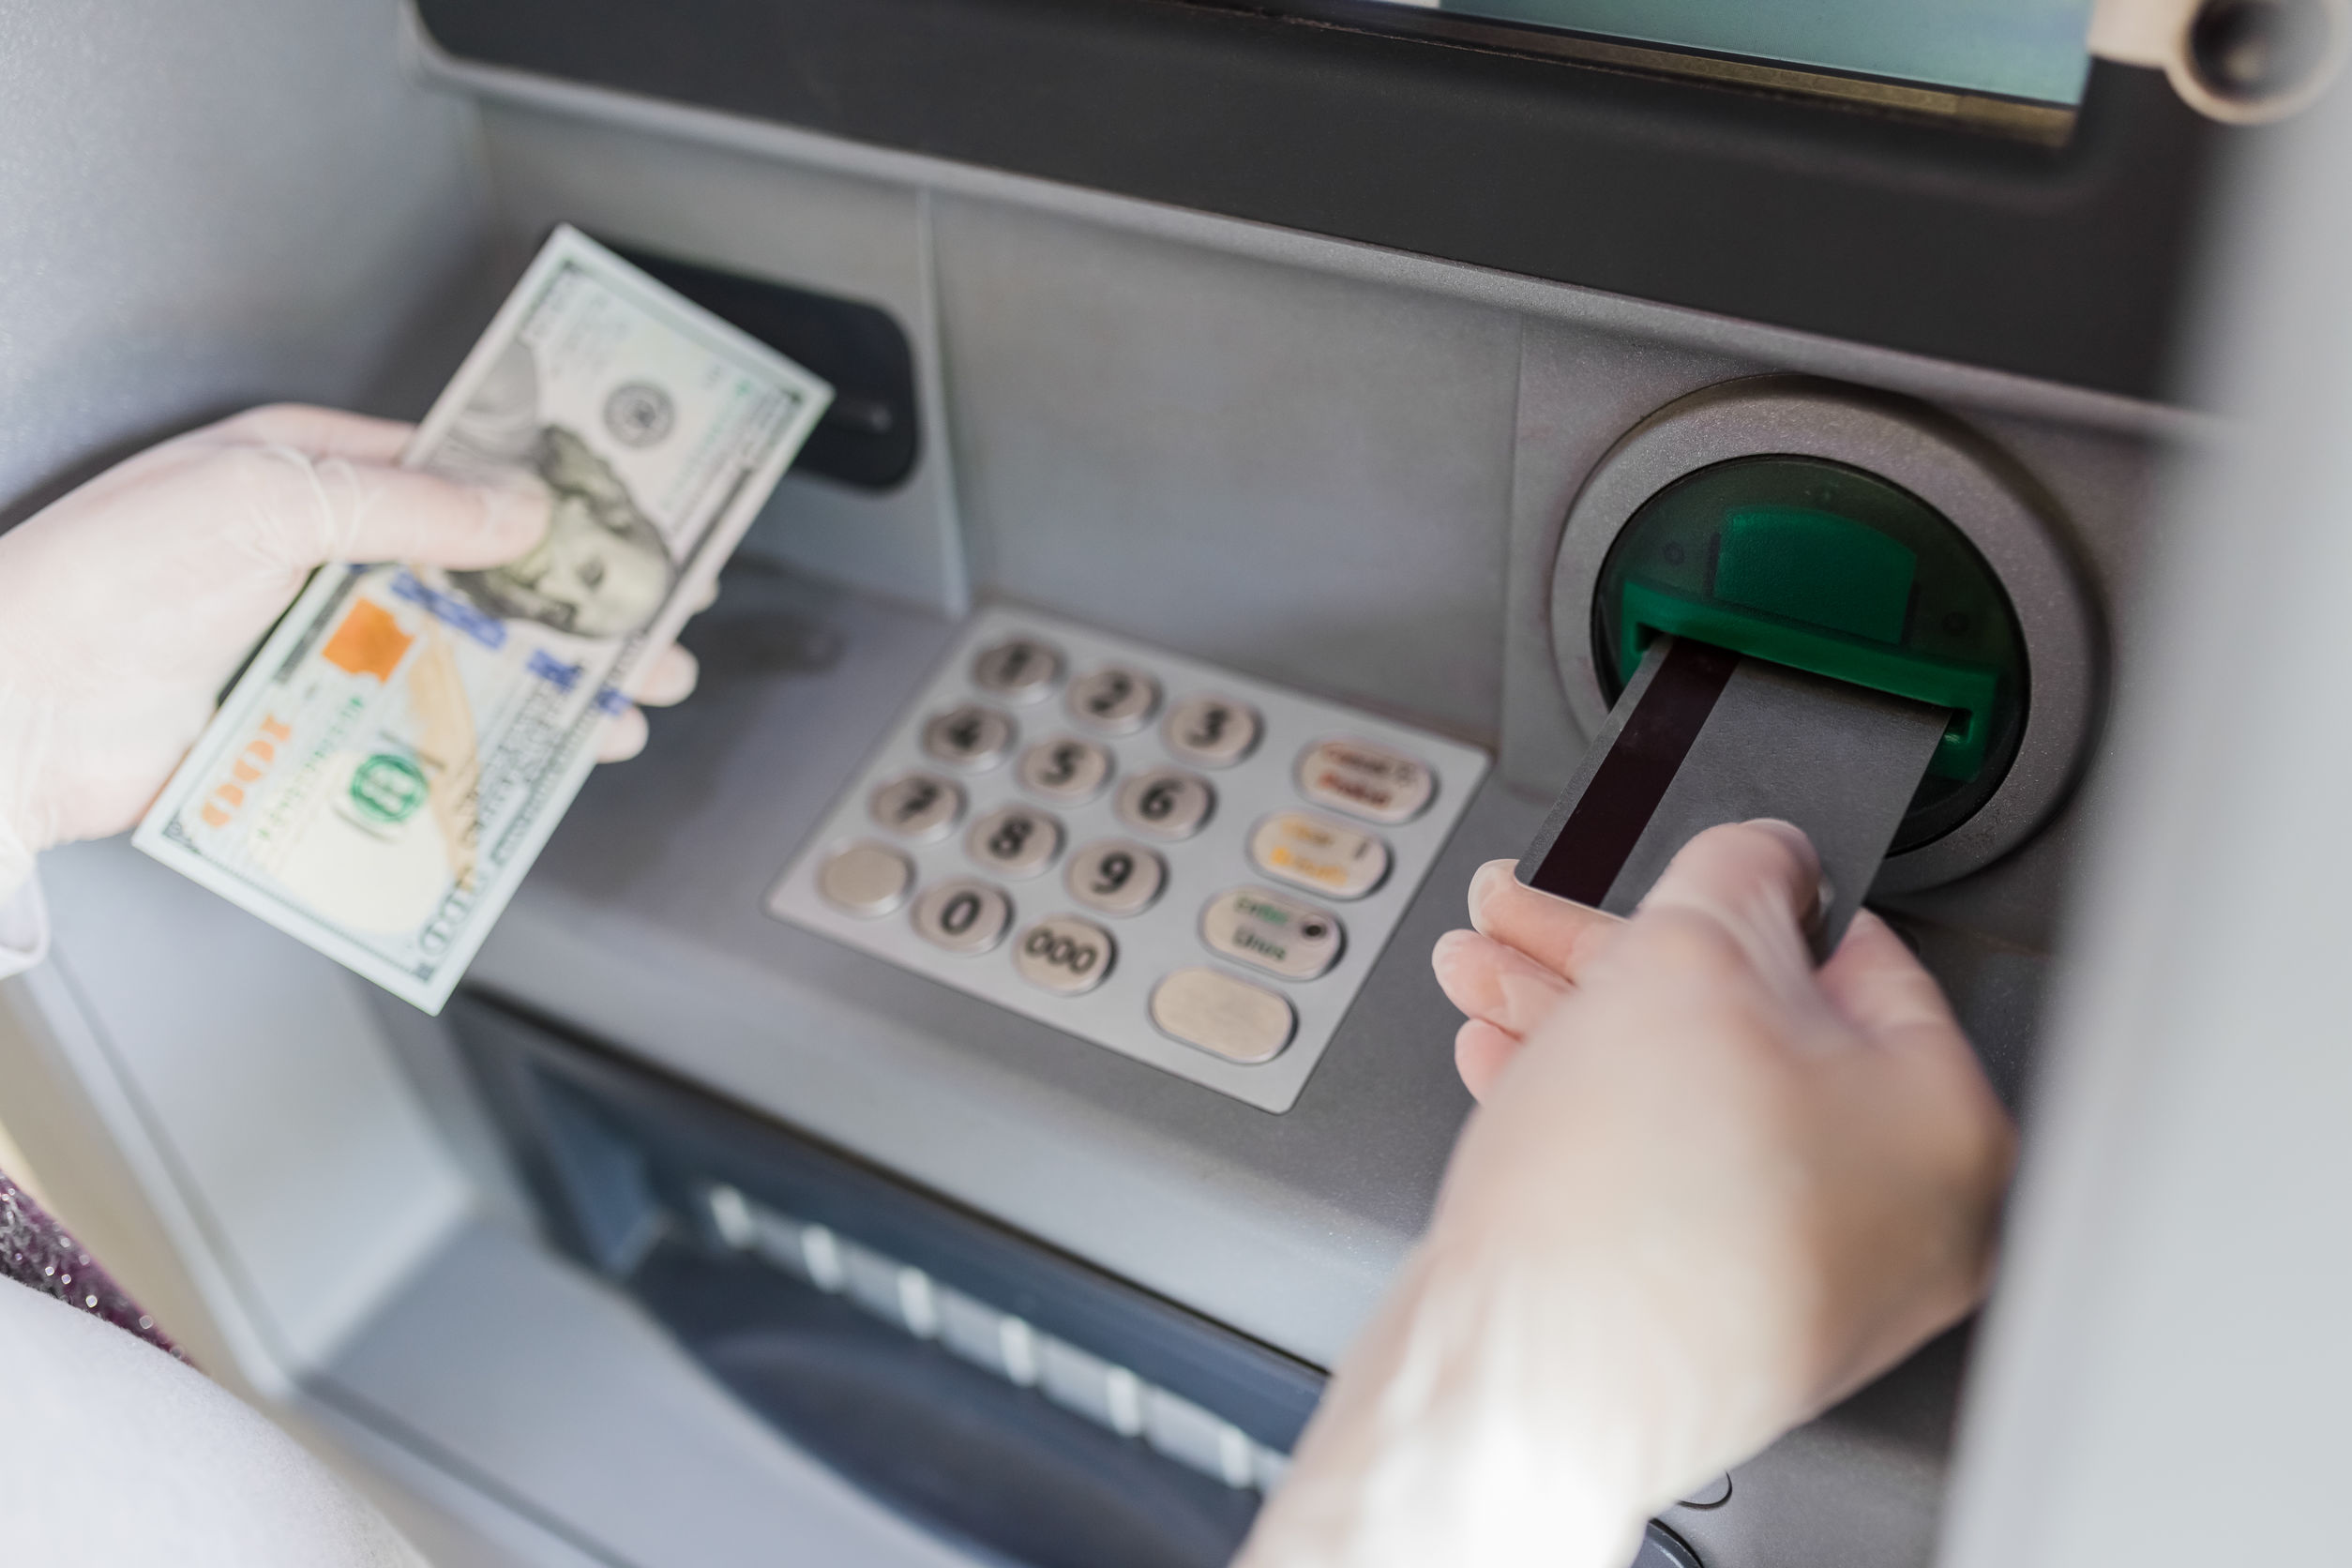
left=198, top=715, right=293, bottom=829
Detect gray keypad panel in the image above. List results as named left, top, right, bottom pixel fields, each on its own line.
left=766, top=607, right=1489, bottom=1113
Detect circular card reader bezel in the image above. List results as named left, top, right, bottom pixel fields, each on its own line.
left=1550, top=378, right=2100, bottom=892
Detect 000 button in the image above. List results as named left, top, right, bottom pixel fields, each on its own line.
left=1014, top=915, right=1116, bottom=996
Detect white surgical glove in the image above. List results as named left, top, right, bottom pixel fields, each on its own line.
left=0, top=404, right=701, bottom=901
left=1237, top=822, right=2015, bottom=1568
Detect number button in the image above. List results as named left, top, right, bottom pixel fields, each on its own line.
left=912, top=879, right=1014, bottom=954
left=1161, top=694, right=1261, bottom=769
left=1150, top=968, right=1294, bottom=1064
left=1067, top=665, right=1161, bottom=734
left=867, top=773, right=965, bottom=841
left=1013, top=914, right=1117, bottom=996
left=922, top=703, right=1017, bottom=772
left=966, top=805, right=1063, bottom=879
left=1297, top=738, right=1434, bottom=824
left=817, top=842, right=915, bottom=918
left=1017, top=735, right=1113, bottom=805
left=1065, top=838, right=1167, bottom=917
left=971, top=636, right=1063, bottom=704
left=1201, top=886, right=1344, bottom=980
left=1116, top=767, right=1214, bottom=840
left=1248, top=811, right=1390, bottom=900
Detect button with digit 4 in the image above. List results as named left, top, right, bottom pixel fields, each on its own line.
left=1161, top=694, right=1260, bottom=769
left=972, top=636, right=1063, bottom=704
left=1014, top=914, right=1117, bottom=996
left=1297, top=737, right=1434, bottom=824
left=1248, top=810, right=1390, bottom=900
left=912, top=879, right=1014, bottom=954
left=923, top=703, right=1016, bottom=772
left=1065, top=838, right=1166, bottom=917
left=868, top=773, right=965, bottom=841
left=1201, top=886, right=1343, bottom=980
left=1150, top=968, right=1295, bottom=1064
left=1116, top=767, right=1214, bottom=840
left=817, top=842, right=914, bottom=918
left=1017, top=735, right=1113, bottom=805
left=967, top=805, right=1063, bottom=879
left=1067, top=665, right=1160, bottom=734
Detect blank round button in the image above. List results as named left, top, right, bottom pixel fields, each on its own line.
left=1066, top=838, right=1167, bottom=917
left=966, top=805, right=1063, bottom=880
left=922, top=704, right=1017, bottom=772
left=1017, top=735, right=1114, bottom=804
left=818, top=842, right=915, bottom=918
left=1162, top=695, right=1261, bottom=769
left=1150, top=968, right=1295, bottom=1064
left=972, top=636, right=1063, bottom=704
left=912, top=880, right=1013, bottom=954
left=1248, top=810, right=1390, bottom=900
left=868, top=773, right=965, bottom=841
left=1067, top=665, right=1161, bottom=733
left=1116, top=767, right=1215, bottom=840
left=1014, top=914, right=1117, bottom=996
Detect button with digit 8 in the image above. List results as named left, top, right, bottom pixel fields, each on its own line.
left=972, top=636, right=1063, bottom=704
left=922, top=703, right=1017, bottom=772
left=1017, top=735, right=1113, bottom=805
left=1248, top=810, right=1390, bottom=900
left=1065, top=838, right=1166, bottom=917
left=1013, top=914, right=1117, bottom=996
left=912, top=879, right=1014, bottom=954
left=967, top=805, right=1063, bottom=880
left=868, top=772, right=965, bottom=841
left=1116, top=767, right=1214, bottom=840
left=1161, top=694, right=1261, bottom=769
left=1067, top=665, right=1161, bottom=734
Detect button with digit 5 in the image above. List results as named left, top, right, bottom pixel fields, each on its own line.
left=1013, top=914, right=1117, bottom=996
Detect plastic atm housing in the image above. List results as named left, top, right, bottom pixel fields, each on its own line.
left=1594, top=455, right=2028, bottom=844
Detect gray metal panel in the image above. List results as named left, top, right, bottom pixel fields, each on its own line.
left=930, top=195, right=1521, bottom=741
left=469, top=562, right=1514, bottom=1364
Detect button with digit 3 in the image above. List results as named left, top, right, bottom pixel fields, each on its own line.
left=971, top=636, right=1064, bottom=704
left=967, top=805, right=1063, bottom=879
left=1116, top=767, right=1214, bottom=840
left=922, top=703, right=1016, bottom=771
left=1248, top=810, right=1390, bottom=899
left=1067, top=665, right=1160, bottom=733
left=1150, top=968, right=1295, bottom=1064
left=1201, top=885, right=1344, bottom=980
left=1014, top=914, right=1117, bottom=996
left=1161, top=694, right=1261, bottom=769
left=868, top=773, right=965, bottom=841
left=1065, top=838, right=1167, bottom=916
left=1017, top=735, right=1113, bottom=804
left=1296, top=737, right=1434, bottom=824
left=817, top=842, right=915, bottom=918
left=912, top=879, right=1014, bottom=954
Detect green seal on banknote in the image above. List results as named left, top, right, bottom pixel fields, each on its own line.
left=350, top=754, right=430, bottom=825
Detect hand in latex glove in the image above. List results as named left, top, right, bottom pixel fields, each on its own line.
left=0, top=405, right=701, bottom=897
left=1237, top=822, right=2014, bottom=1568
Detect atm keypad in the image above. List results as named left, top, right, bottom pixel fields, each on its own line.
left=768, top=609, right=1490, bottom=1113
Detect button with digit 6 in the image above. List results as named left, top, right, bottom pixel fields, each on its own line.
left=1116, top=767, right=1214, bottom=840
left=1014, top=914, right=1117, bottom=996
left=912, top=880, right=1013, bottom=954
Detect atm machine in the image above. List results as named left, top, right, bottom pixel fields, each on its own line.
left=1, top=2, right=2341, bottom=1565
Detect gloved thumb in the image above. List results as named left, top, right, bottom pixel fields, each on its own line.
left=1636, top=819, right=1823, bottom=997
left=243, top=447, right=551, bottom=572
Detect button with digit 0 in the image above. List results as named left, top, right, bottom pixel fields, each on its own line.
left=912, top=879, right=1014, bottom=954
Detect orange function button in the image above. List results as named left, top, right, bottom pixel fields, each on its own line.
left=1296, top=738, right=1434, bottom=825
left=1248, top=811, right=1390, bottom=901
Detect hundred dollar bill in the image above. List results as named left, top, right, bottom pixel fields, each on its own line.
left=133, top=225, right=833, bottom=1012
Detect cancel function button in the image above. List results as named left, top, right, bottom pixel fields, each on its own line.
left=1201, top=886, right=1343, bottom=981
left=1248, top=811, right=1390, bottom=901
left=1149, top=968, right=1295, bottom=1065
left=1297, top=738, right=1434, bottom=824
left=1014, top=914, right=1116, bottom=996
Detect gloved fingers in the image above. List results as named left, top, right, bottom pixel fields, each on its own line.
left=254, top=453, right=550, bottom=571
left=1464, top=858, right=1623, bottom=982
left=1634, top=820, right=1823, bottom=999
left=199, top=403, right=417, bottom=463
left=626, top=644, right=699, bottom=708
left=595, top=702, right=651, bottom=763
left=689, top=575, right=721, bottom=613
left=1431, top=927, right=1573, bottom=1039
left=1453, top=1018, right=1523, bottom=1103
left=1819, top=910, right=1971, bottom=1052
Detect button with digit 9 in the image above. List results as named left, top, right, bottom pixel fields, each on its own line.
left=1115, top=767, right=1214, bottom=840
left=1014, top=914, right=1117, bottom=996
left=912, top=879, right=1013, bottom=954
left=1065, top=838, right=1167, bottom=916
left=1248, top=810, right=1390, bottom=900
